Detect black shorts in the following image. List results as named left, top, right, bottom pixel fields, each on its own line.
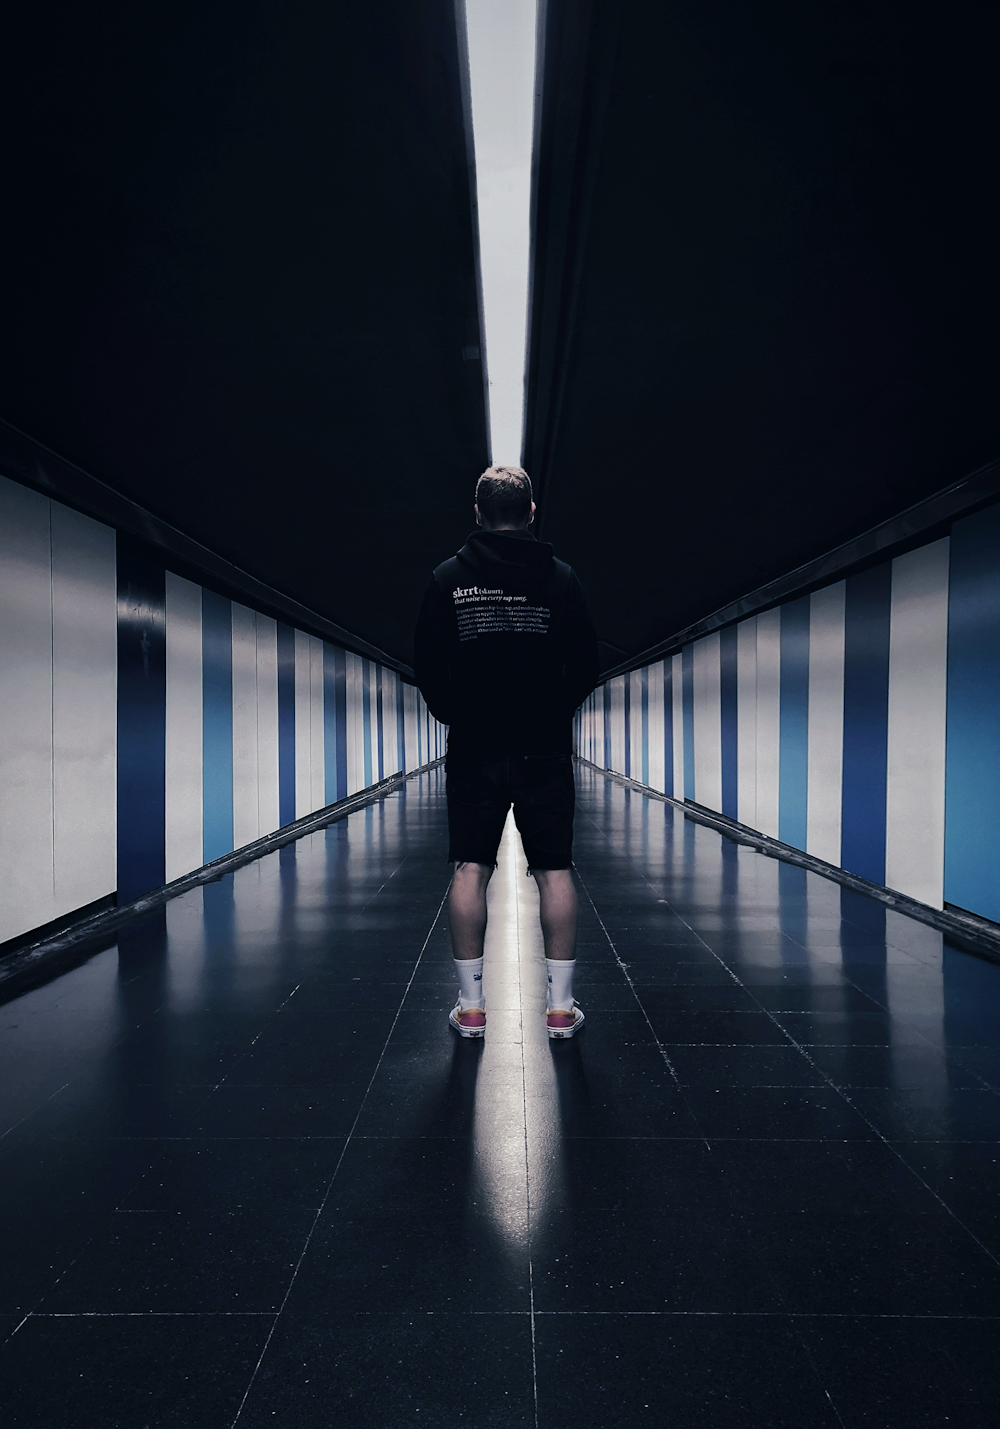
left=446, top=753, right=575, bottom=871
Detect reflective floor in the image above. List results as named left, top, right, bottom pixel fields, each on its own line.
left=2, top=765, right=1000, bottom=1425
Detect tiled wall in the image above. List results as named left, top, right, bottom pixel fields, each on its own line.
left=0, top=475, right=443, bottom=944
left=577, top=503, right=1000, bottom=923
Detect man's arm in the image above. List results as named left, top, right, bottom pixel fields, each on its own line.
left=561, top=572, right=601, bottom=713
left=413, top=575, right=455, bottom=726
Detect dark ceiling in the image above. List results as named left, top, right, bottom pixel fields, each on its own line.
left=527, top=0, right=999, bottom=669
left=2, top=1, right=997, bottom=673
left=1, top=1, right=487, bottom=665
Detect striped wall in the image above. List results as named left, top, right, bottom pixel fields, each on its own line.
left=577, top=506, right=1000, bottom=923
left=0, top=475, right=444, bottom=944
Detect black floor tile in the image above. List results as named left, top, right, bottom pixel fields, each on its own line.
left=709, top=1140, right=942, bottom=1215
left=287, top=1137, right=530, bottom=1314
left=191, top=1081, right=364, bottom=1138
left=0, top=1312, right=271, bottom=1428
left=353, top=1036, right=510, bottom=1139
left=806, top=1042, right=950, bottom=1087
left=118, top=1137, right=346, bottom=1212
left=636, top=984, right=762, bottom=1015
left=775, top=1011, right=911, bottom=1047
left=668, top=1044, right=824, bottom=1087
left=748, top=983, right=885, bottom=1014
left=798, top=1316, right=1000, bottom=1428
left=527, top=1041, right=700, bottom=1139
left=652, top=1010, right=792, bottom=1046
left=225, top=1033, right=386, bottom=1087
left=894, top=1141, right=1000, bottom=1252
left=846, top=1086, right=1000, bottom=1142
left=239, top=1311, right=535, bottom=1427
left=685, top=1085, right=874, bottom=1140
left=533, top=1313, right=838, bottom=1428
left=530, top=1139, right=779, bottom=1312
left=745, top=1209, right=1000, bottom=1313
left=945, top=1045, right=1000, bottom=1088
left=13, top=1077, right=214, bottom=1140
left=40, top=1208, right=314, bottom=1313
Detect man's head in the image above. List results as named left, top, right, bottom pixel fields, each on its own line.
left=474, top=466, right=536, bottom=531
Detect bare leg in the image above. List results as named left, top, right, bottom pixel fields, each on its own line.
left=448, top=861, right=493, bottom=960
left=533, top=868, right=578, bottom=960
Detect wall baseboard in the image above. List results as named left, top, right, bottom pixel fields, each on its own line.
left=0, top=894, right=118, bottom=962
left=577, top=757, right=1000, bottom=967
left=0, top=758, right=445, bottom=1002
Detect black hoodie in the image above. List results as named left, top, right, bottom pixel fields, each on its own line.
left=413, top=529, right=600, bottom=756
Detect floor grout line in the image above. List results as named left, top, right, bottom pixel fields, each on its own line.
left=580, top=782, right=1000, bottom=1270
left=227, top=871, right=451, bottom=1427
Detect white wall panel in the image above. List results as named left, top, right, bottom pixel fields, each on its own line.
left=609, top=676, right=626, bottom=773
left=693, top=632, right=722, bottom=812
left=309, top=636, right=325, bottom=811
left=736, top=618, right=758, bottom=828
left=232, top=602, right=260, bottom=847
left=294, top=630, right=312, bottom=816
left=165, top=572, right=203, bottom=880
left=885, top=539, right=949, bottom=906
left=50, top=503, right=117, bottom=915
left=381, top=669, right=399, bottom=777
left=806, top=581, right=845, bottom=865
left=403, top=680, right=419, bottom=773
left=0, top=479, right=55, bottom=941
left=628, top=669, right=643, bottom=777
left=755, top=608, right=781, bottom=838
left=671, top=653, right=683, bottom=797
left=647, top=661, right=665, bottom=792
left=593, top=691, right=605, bottom=768
left=255, top=615, right=280, bottom=834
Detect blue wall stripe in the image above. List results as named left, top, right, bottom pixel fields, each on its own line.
left=603, top=683, right=612, bottom=769
left=202, top=590, right=234, bottom=862
left=944, top=504, right=1000, bottom=920
left=623, top=675, right=631, bottom=778
left=841, top=563, right=891, bottom=882
left=117, top=548, right=166, bottom=902
left=778, top=596, right=810, bottom=849
left=682, top=645, right=695, bottom=800
left=719, top=624, right=739, bottom=819
left=276, top=622, right=296, bottom=826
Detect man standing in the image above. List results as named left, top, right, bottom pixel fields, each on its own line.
left=414, top=466, right=600, bottom=1040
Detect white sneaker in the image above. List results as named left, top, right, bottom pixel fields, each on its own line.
left=449, top=1002, right=486, bottom=1038
left=546, top=1004, right=584, bottom=1040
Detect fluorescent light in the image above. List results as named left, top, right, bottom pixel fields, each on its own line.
left=464, top=0, right=538, bottom=466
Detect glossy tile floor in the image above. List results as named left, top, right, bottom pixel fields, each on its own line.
left=2, top=765, right=1000, bottom=1426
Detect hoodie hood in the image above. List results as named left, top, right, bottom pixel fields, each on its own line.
left=459, top=529, right=555, bottom=571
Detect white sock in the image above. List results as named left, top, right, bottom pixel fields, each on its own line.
left=546, top=958, right=576, bottom=1012
left=454, top=957, right=485, bottom=1010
